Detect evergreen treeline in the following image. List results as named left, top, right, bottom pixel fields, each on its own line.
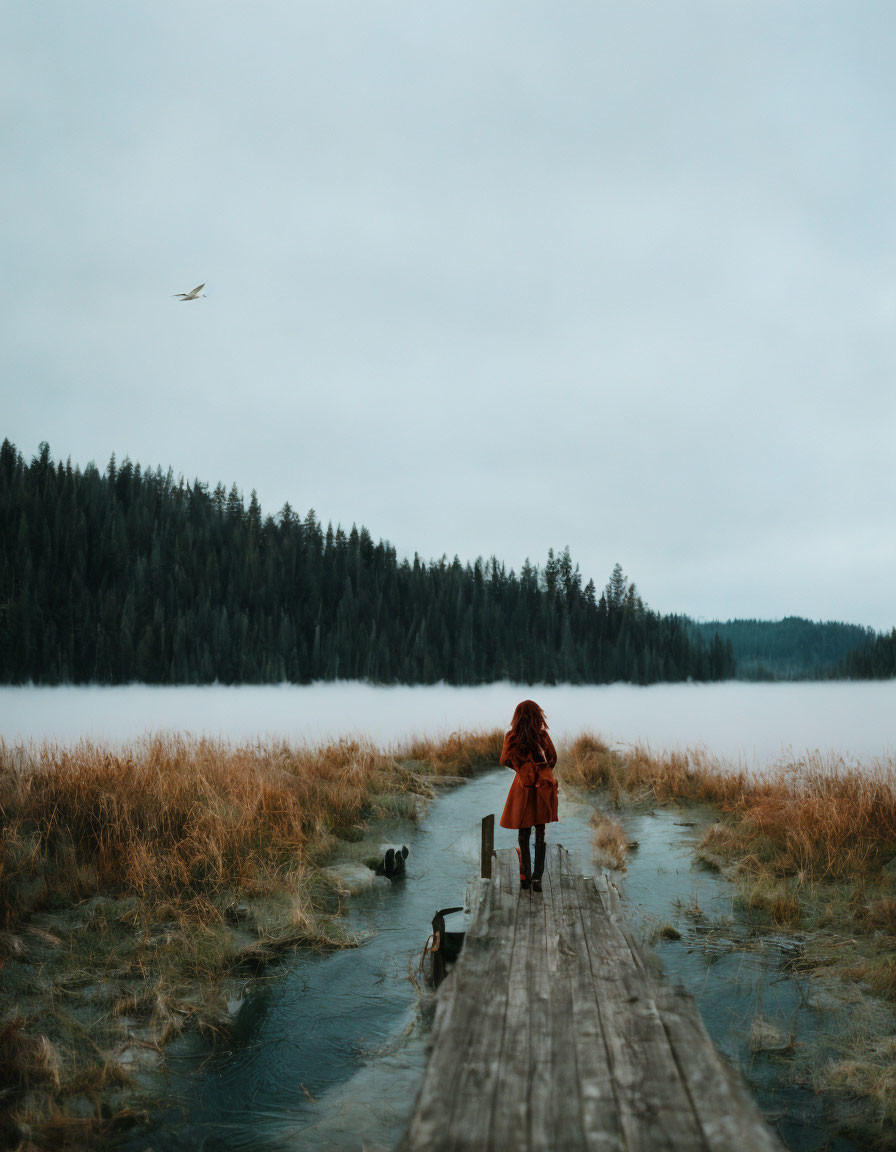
left=0, top=439, right=734, bottom=686
left=842, top=630, right=896, bottom=679
left=688, top=617, right=875, bottom=681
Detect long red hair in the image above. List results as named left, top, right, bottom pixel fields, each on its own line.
left=504, top=699, right=549, bottom=761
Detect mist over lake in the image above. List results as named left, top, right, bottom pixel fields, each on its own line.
left=1, top=681, right=894, bottom=768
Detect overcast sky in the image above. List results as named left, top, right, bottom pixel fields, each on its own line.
left=3, top=4, right=894, bottom=629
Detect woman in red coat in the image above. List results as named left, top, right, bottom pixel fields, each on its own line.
left=499, top=700, right=559, bottom=892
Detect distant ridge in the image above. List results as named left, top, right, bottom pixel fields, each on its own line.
left=687, top=617, right=877, bottom=681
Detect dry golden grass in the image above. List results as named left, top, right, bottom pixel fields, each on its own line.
left=398, top=728, right=504, bottom=777
left=816, top=1036, right=896, bottom=1128
left=0, top=730, right=504, bottom=931
left=0, top=1019, right=61, bottom=1092
left=733, top=873, right=803, bottom=926
left=559, top=734, right=896, bottom=884
left=866, top=899, right=896, bottom=934
left=842, top=957, right=896, bottom=1000
left=2, top=736, right=362, bottom=926
left=590, top=811, right=629, bottom=870
left=559, top=732, right=747, bottom=808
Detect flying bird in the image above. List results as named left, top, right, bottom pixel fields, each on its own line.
left=172, top=283, right=206, bottom=301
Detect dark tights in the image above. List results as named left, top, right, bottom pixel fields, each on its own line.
left=517, top=824, right=545, bottom=880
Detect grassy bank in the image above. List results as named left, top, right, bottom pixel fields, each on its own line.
left=0, top=729, right=502, bottom=1150
left=5, top=727, right=895, bottom=1149
left=558, top=734, right=896, bottom=1144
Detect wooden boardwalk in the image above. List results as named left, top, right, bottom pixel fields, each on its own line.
left=401, top=844, right=783, bottom=1152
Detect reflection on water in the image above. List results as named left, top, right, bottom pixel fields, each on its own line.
left=130, top=774, right=885, bottom=1151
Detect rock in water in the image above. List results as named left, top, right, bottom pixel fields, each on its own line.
left=748, top=1017, right=794, bottom=1054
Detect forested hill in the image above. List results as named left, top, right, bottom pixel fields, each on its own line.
left=688, top=617, right=875, bottom=680
left=0, top=439, right=734, bottom=686
left=842, top=629, right=896, bottom=679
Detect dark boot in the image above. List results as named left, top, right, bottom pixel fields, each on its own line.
left=517, top=830, right=532, bottom=890
left=531, top=841, right=546, bottom=893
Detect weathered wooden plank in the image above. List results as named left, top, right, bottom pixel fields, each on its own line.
left=411, top=848, right=562, bottom=1152
left=481, top=814, right=495, bottom=879
left=526, top=868, right=552, bottom=1147
left=556, top=871, right=628, bottom=1152
left=445, top=880, right=518, bottom=1149
left=485, top=877, right=534, bottom=1150
left=496, top=842, right=517, bottom=894
left=656, top=985, right=784, bottom=1152
left=530, top=853, right=589, bottom=1152
left=399, top=879, right=510, bottom=1150
left=574, top=873, right=707, bottom=1151
left=488, top=845, right=570, bottom=1150
left=592, top=873, right=660, bottom=981
left=591, top=876, right=783, bottom=1152
left=401, top=845, right=783, bottom=1152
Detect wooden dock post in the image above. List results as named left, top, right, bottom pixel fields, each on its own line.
left=401, top=843, right=784, bottom=1152
left=480, top=813, right=494, bottom=879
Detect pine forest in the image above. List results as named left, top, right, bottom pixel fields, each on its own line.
left=0, top=440, right=741, bottom=686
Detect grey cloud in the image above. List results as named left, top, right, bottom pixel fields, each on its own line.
left=3, top=2, right=895, bottom=630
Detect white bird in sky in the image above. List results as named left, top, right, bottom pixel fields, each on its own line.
left=172, top=283, right=206, bottom=301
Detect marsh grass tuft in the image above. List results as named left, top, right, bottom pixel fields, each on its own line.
left=0, top=1020, right=62, bottom=1091
left=398, top=728, right=504, bottom=777
left=590, top=810, right=629, bottom=870
left=815, top=1035, right=896, bottom=1130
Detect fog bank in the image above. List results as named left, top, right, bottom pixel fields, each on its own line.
left=1, top=681, right=894, bottom=769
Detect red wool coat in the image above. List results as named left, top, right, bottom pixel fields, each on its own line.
left=499, top=731, right=559, bottom=829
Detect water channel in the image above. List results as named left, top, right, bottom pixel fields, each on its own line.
left=125, top=770, right=883, bottom=1152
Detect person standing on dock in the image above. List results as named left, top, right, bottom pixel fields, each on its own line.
left=499, top=700, right=559, bottom=892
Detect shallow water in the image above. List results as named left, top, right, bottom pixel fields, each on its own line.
left=3, top=681, right=896, bottom=767
left=130, top=772, right=517, bottom=1151
left=619, top=808, right=879, bottom=1152
left=127, top=773, right=885, bottom=1151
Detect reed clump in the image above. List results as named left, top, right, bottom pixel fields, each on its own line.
left=398, top=728, right=504, bottom=777
left=559, top=733, right=748, bottom=808
left=590, top=810, right=629, bottom=871
left=698, top=759, right=896, bottom=885
left=1, top=735, right=388, bottom=928
left=814, top=1035, right=896, bottom=1130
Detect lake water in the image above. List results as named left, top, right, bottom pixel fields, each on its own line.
left=1, top=680, right=895, bottom=768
